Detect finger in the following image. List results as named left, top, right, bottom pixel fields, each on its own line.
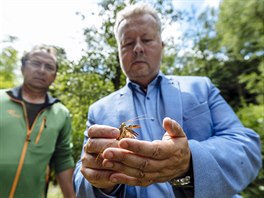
left=109, top=172, right=152, bottom=187
left=103, top=145, right=190, bottom=181
left=109, top=173, right=170, bottom=187
left=102, top=156, right=175, bottom=178
left=102, top=148, right=156, bottom=171
left=80, top=166, right=116, bottom=188
left=103, top=160, right=147, bottom=178
left=163, top=117, right=186, bottom=138
left=81, top=152, right=103, bottom=169
left=88, top=124, right=120, bottom=138
left=118, top=139, right=172, bottom=159
left=85, top=138, right=118, bottom=154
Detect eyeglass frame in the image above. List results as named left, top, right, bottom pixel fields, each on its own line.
left=25, top=60, right=57, bottom=73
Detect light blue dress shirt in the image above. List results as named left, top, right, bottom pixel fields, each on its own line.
left=126, top=75, right=176, bottom=197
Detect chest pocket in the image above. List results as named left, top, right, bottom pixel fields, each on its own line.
left=183, top=102, right=213, bottom=140
left=28, top=115, right=61, bottom=155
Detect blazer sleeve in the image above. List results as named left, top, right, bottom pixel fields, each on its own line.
left=73, top=108, right=126, bottom=198
left=185, top=77, right=262, bottom=198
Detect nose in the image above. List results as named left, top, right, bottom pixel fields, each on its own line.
left=34, top=63, right=48, bottom=74
left=39, top=64, right=46, bottom=72
left=133, top=39, right=144, bottom=55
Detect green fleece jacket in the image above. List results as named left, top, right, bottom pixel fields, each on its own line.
left=0, top=87, right=74, bottom=198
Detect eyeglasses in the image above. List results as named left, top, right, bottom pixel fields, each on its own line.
left=26, top=60, right=56, bottom=73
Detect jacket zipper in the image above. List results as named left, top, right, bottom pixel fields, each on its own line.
left=35, top=116, right=46, bottom=144
left=8, top=97, right=45, bottom=198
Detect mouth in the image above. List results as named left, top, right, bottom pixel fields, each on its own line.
left=34, top=77, right=45, bottom=82
left=132, top=60, right=147, bottom=66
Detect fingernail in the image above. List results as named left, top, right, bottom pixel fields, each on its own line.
left=105, top=151, right=113, bottom=159
left=104, top=161, right=113, bottom=168
left=120, top=141, right=128, bottom=149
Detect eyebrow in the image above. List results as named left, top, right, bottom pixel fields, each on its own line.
left=29, top=58, right=56, bottom=65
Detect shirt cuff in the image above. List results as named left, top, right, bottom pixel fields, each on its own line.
left=94, top=184, right=122, bottom=198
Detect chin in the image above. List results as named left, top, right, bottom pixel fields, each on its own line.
left=130, top=74, right=150, bottom=82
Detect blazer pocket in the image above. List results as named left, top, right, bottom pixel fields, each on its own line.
left=183, top=102, right=209, bottom=121
left=183, top=102, right=213, bottom=140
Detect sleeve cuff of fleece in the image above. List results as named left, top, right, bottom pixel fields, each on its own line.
left=54, top=157, right=75, bottom=173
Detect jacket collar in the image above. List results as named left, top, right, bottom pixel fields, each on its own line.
left=6, top=86, right=59, bottom=107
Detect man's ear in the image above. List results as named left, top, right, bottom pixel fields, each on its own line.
left=21, top=65, right=25, bottom=75
left=51, top=72, right=57, bottom=84
left=162, top=41, right=165, bottom=48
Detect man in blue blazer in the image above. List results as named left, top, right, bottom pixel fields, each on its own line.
left=73, top=2, right=262, bottom=198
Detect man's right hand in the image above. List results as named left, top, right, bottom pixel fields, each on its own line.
left=80, top=124, right=121, bottom=193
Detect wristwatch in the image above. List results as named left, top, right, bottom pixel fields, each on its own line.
left=169, top=158, right=194, bottom=188
left=169, top=175, right=192, bottom=187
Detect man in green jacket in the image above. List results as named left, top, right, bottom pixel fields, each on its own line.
left=0, top=45, right=75, bottom=198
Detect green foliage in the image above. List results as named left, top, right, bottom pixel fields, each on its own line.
left=237, top=104, right=264, bottom=198
left=0, top=46, right=19, bottom=88
left=172, top=0, right=264, bottom=110
left=239, top=60, right=264, bottom=104
left=50, top=58, right=114, bottom=162
left=216, top=0, right=264, bottom=107
left=81, top=0, right=126, bottom=90
left=217, top=0, right=264, bottom=60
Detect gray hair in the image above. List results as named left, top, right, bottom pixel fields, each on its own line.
left=114, top=2, right=162, bottom=43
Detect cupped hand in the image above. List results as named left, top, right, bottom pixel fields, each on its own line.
left=101, top=117, right=191, bottom=187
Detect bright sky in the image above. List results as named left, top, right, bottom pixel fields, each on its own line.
left=0, top=0, right=221, bottom=61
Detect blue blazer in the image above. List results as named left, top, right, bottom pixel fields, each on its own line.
left=74, top=75, right=262, bottom=198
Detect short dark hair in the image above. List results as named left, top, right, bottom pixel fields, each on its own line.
left=21, top=45, right=58, bottom=70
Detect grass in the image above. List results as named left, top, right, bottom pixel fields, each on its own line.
left=47, top=183, right=63, bottom=198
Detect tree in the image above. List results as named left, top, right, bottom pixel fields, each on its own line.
left=172, top=0, right=263, bottom=110
left=217, top=0, right=264, bottom=105
left=216, top=0, right=264, bottom=197
left=50, top=46, right=115, bottom=162
left=0, top=46, right=19, bottom=89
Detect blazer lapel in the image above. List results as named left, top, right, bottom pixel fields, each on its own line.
left=160, top=76, right=183, bottom=126
left=116, top=76, right=183, bottom=127
left=116, top=86, right=138, bottom=124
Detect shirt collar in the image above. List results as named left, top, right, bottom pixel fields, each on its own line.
left=127, top=72, right=163, bottom=93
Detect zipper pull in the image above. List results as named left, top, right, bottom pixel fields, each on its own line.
left=26, top=135, right=31, bottom=142
left=44, top=117, right=47, bottom=128
left=35, top=116, right=46, bottom=144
